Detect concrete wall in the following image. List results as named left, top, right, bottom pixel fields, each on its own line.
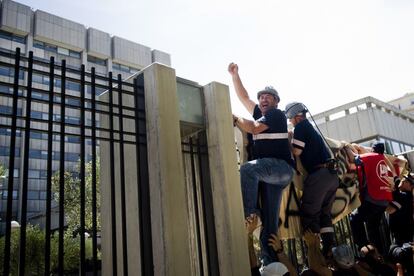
left=0, top=0, right=32, bottom=35
left=112, top=36, right=152, bottom=69
left=87, top=27, right=111, bottom=59
left=100, top=65, right=250, bottom=275
left=34, top=10, right=86, bottom=51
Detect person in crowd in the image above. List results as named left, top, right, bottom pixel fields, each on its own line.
left=387, top=172, right=414, bottom=275
left=228, top=62, right=294, bottom=265
left=348, top=142, right=398, bottom=254
left=246, top=214, right=262, bottom=276
left=285, top=102, right=339, bottom=256
left=357, top=244, right=396, bottom=275
left=267, top=233, right=298, bottom=276
left=387, top=173, right=414, bottom=244
left=303, top=230, right=371, bottom=276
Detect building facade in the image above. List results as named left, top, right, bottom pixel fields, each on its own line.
left=0, top=0, right=171, bottom=221
left=312, top=96, right=414, bottom=154
left=388, top=92, right=414, bottom=114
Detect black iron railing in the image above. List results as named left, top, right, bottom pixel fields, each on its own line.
left=0, top=48, right=151, bottom=275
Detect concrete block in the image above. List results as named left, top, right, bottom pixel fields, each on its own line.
left=0, top=0, right=32, bottom=35
left=152, top=49, right=171, bottom=66
left=87, top=28, right=111, bottom=58
left=112, top=36, right=151, bottom=69
left=34, top=10, right=86, bottom=51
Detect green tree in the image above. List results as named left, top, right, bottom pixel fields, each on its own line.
left=0, top=163, right=6, bottom=177
left=52, top=159, right=100, bottom=234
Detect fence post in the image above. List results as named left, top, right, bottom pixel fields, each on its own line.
left=203, top=82, right=250, bottom=276
left=143, top=63, right=192, bottom=275
left=100, top=63, right=192, bottom=275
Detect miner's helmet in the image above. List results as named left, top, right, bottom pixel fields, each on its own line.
left=257, top=86, right=280, bottom=102
left=284, top=102, right=307, bottom=119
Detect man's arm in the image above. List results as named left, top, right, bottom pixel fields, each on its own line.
left=268, top=234, right=297, bottom=276
left=303, top=231, right=332, bottom=276
left=234, top=115, right=269, bottom=135
left=228, top=63, right=256, bottom=115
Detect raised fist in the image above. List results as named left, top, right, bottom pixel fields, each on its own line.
left=228, top=62, right=239, bottom=75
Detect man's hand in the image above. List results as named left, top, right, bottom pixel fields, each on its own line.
left=245, top=214, right=260, bottom=235
left=228, top=62, right=239, bottom=76
left=385, top=205, right=397, bottom=214
left=303, top=230, right=319, bottom=247
left=268, top=233, right=283, bottom=252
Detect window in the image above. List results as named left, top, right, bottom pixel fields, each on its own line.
left=0, top=84, right=12, bottom=95
left=112, top=62, right=139, bottom=74
left=28, top=170, right=40, bottom=178
left=66, top=97, right=80, bottom=107
left=1, top=190, right=18, bottom=200
left=39, top=191, right=47, bottom=200
left=66, top=80, right=80, bottom=92
left=0, top=65, right=24, bottom=79
left=87, top=55, right=107, bottom=66
left=66, top=152, right=80, bottom=162
left=0, top=146, right=20, bottom=157
left=44, top=44, right=57, bottom=53
left=69, top=50, right=81, bottom=58
left=0, top=30, right=26, bottom=44
left=31, top=111, right=43, bottom=120
left=33, top=40, right=44, bottom=49
left=33, top=40, right=80, bottom=59
left=57, top=47, right=69, bottom=56
left=28, top=191, right=39, bottom=200
left=0, top=128, right=21, bottom=137
left=66, top=135, right=80, bottom=143
left=0, top=105, right=22, bottom=116
left=32, top=90, right=49, bottom=101
left=39, top=170, right=48, bottom=179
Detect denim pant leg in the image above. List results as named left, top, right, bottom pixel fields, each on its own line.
left=260, top=183, right=285, bottom=265
left=240, top=158, right=293, bottom=218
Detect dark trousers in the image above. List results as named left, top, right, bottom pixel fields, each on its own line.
left=350, top=200, right=386, bottom=253
left=301, top=168, right=339, bottom=254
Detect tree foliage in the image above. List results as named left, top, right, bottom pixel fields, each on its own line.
left=0, top=225, right=95, bottom=275
left=52, top=159, right=101, bottom=234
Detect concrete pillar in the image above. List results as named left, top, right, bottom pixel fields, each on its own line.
left=100, top=63, right=192, bottom=275
left=143, top=63, right=192, bottom=275
left=203, top=82, right=250, bottom=276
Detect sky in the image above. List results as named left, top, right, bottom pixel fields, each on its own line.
left=18, top=0, right=414, bottom=118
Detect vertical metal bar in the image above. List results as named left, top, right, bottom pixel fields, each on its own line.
left=117, top=74, right=128, bottom=276
left=79, top=64, right=86, bottom=276
left=3, top=47, right=21, bottom=276
left=196, top=133, right=219, bottom=275
left=108, top=72, right=118, bottom=276
left=44, top=56, right=55, bottom=276
left=189, top=137, right=204, bottom=276
left=18, top=50, right=34, bottom=276
left=90, top=68, right=98, bottom=276
left=300, top=239, right=307, bottom=267
left=133, top=76, right=153, bottom=276
left=58, top=60, right=66, bottom=276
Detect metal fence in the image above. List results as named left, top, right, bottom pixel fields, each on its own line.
left=0, top=48, right=149, bottom=275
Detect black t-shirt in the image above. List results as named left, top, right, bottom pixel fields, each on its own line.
left=252, top=105, right=293, bottom=166
left=291, top=119, right=330, bottom=173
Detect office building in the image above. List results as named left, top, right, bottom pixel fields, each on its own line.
left=0, top=0, right=171, bottom=221
left=388, top=92, right=414, bottom=114
left=313, top=96, right=414, bottom=154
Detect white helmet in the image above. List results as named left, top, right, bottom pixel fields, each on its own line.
left=284, top=102, right=307, bottom=119
left=260, top=262, right=289, bottom=276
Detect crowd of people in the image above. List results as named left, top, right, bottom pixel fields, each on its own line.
left=228, top=63, right=414, bottom=276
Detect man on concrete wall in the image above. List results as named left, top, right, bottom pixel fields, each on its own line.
left=285, top=102, right=339, bottom=256
left=228, top=63, right=294, bottom=266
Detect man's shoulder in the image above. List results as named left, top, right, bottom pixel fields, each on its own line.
left=266, top=107, right=285, bottom=117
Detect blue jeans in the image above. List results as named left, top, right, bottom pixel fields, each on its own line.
left=240, top=157, right=294, bottom=265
